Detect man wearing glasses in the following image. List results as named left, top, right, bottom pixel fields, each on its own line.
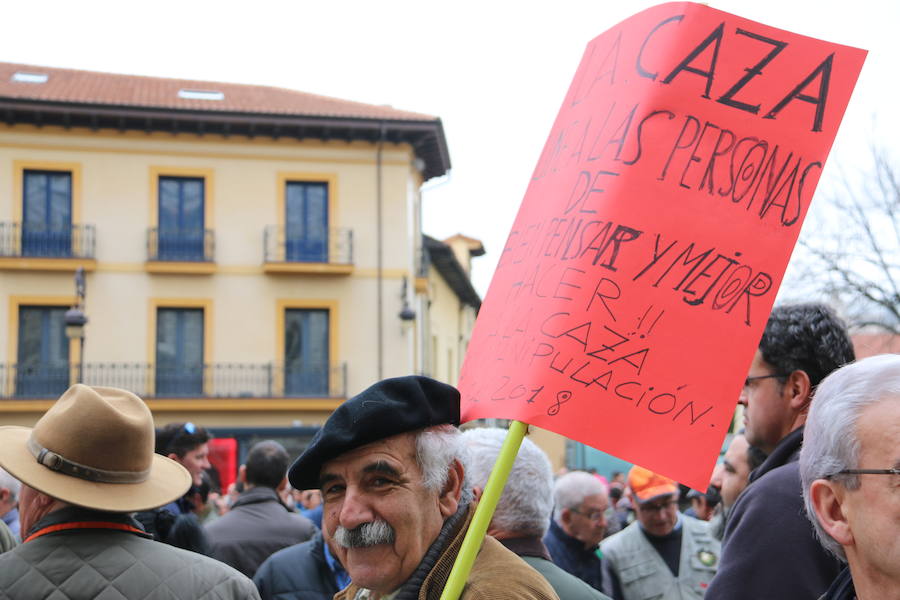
left=706, top=303, right=855, bottom=600
left=543, top=470, right=609, bottom=591
left=601, top=466, right=720, bottom=600
left=800, top=354, right=900, bottom=600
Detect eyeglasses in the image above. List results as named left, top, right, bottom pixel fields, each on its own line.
left=570, top=507, right=606, bottom=521
left=826, top=468, right=900, bottom=479
left=637, top=499, right=677, bottom=513
left=743, top=373, right=788, bottom=388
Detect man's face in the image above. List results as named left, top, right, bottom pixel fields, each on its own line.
left=171, top=443, right=210, bottom=487
left=634, top=494, right=678, bottom=536
left=320, top=432, right=452, bottom=594
left=839, top=398, right=900, bottom=583
left=562, top=492, right=608, bottom=548
left=719, top=434, right=752, bottom=509
left=739, top=351, right=793, bottom=454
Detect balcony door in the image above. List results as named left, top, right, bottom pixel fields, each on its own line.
left=156, top=307, right=204, bottom=396
left=158, top=176, right=205, bottom=261
left=285, top=182, right=328, bottom=262
left=16, top=306, right=69, bottom=397
left=23, top=170, right=72, bottom=257
left=284, top=308, right=329, bottom=396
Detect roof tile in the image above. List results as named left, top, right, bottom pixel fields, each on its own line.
left=0, top=62, right=435, bottom=122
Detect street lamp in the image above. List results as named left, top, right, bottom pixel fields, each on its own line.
left=65, top=267, right=88, bottom=383
left=398, top=276, right=416, bottom=322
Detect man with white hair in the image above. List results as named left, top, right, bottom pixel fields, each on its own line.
left=543, top=470, right=609, bottom=591
left=464, top=427, right=611, bottom=600
left=0, top=466, right=21, bottom=539
left=800, top=354, right=900, bottom=600
left=287, top=376, right=558, bottom=600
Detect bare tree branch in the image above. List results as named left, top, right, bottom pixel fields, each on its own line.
left=789, top=145, right=900, bottom=331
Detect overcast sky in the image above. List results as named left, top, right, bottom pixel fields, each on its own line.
left=2, top=0, right=896, bottom=295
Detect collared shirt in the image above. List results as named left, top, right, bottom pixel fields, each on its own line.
left=819, top=567, right=856, bottom=600
left=324, top=538, right=351, bottom=590
left=500, top=535, right=553, bottom=561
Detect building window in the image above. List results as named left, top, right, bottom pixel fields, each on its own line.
left=157, top=176, right=205, bottom=261
left=16, top=305, right=69, bottom=397
left=156, top=307, right=204, bottom=396
left=22, top=170, right=72, bottom=257
left=285, top=181, right=328, bottom=262
left=284, top=308, right=329, bottom=395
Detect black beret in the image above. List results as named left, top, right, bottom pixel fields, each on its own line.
left=288, top=375, right=460, bottom=490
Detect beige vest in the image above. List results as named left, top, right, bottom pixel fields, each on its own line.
left=601, top=516, right=720, bottom=600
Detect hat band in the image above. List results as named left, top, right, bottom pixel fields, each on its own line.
left=27, top=436, right=150, bottom=484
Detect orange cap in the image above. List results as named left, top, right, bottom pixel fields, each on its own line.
left=628, top=465, right=678, bottom=503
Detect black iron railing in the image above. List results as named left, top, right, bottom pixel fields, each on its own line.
left=0, top=222, right=96, bottom=259
left=263, top=226, right=353, bottom=264
left=0, top=362, right=347, bottom=399
left=147, top=228, right=215, bottom=262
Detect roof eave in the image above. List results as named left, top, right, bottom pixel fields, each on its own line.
left=424, top=236, right=481, bottom=310
left=0, top=97, right=451, bottom=180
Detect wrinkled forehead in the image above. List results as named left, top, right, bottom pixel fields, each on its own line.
left=580, top=492, right=609, bottom=509
left=857, top=398, right=900, bottom=459
left=320, top=431, right=420, bottom=481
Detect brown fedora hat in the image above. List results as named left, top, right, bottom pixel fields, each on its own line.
left=0, top=384, right=191, bottom=512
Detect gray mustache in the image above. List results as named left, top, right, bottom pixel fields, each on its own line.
left=333, top=520, right=396, bottom=548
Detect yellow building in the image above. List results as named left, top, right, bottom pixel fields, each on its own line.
left=419, top=234, right=482, bottom=385
left=0, top=62, right=483, bottom=461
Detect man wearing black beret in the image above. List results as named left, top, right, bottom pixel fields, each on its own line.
left=287, top=375, right=559, bottom=600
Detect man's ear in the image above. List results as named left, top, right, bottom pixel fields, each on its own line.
left=437, top=459, right=465, bottom=519
left=276, top=476, right=288, bottom=493
left=237, top=465, right=247, bottom=485
left=809, top=479, right=853, bottom=547
left=786, top=370, right=813, bottom=413
left=167, top=452, right=181, bottom=465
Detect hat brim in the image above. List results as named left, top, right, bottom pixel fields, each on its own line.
left=634, top=484, right=679, bottom=504
left=0, top=426, right=191, bottom=512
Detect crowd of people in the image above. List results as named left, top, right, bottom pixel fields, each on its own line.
left=0, top=301, right=897, bottom=599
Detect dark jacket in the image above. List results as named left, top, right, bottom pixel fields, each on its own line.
left=0, top=506, right=259, bottom=600
left=253, top=532, right=338, bottom=600
left=705, top=428, right=842, bottom=600
left=134, top=492, right=211, bottom=555
left=206, top=486, right=317, bottom=577
left=543, top=518, right=604, bottom=592
left=501, top=536, right=611, bottom=600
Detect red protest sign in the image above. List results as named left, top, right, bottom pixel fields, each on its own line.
left=458, top=2, right=866, bottom=489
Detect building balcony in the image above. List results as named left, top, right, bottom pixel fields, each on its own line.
left=146, top=228, right=216, bottom=273
left=0, top=361, right=347, bottom=400
left=0, top=222, right=97, bottom=271
left=263, top=225, right=353, bottom=274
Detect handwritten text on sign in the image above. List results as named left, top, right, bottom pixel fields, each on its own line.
left=458, top=2, right=866, bottom=489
